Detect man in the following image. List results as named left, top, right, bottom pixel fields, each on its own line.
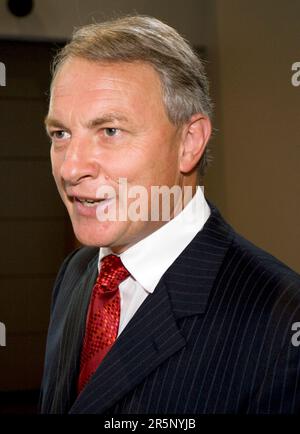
left=40, top=15, right=300, bottom=414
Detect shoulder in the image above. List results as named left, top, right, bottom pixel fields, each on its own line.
left=64, top=246, right=99, bottom=272
left=206, top=204, right=300, bottom=331
left=219, top=228, right=300, bottom=340
left=50, top=246, right=99, bottom=312
left=229, top=230, right=300, bottom=288
left=204, top=202, right=300, bottom=294
left=55, top=245, right=99, bottom=283
left=225, top=235, right=300, bottom=413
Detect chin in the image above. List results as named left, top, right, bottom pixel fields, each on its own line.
left=72, top=221, right=123, bottom=248
left=74, top=230, right=109, bottom=247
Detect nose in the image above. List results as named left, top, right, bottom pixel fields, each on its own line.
left=59, top=137, right=99, bottom=185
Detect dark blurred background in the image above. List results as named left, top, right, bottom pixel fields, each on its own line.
left=0, top=0, right=299, bottom=414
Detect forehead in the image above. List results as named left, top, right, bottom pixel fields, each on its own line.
left=48, top=58, right=169, bottom=126
left=50, top=58, right=164, bottom=107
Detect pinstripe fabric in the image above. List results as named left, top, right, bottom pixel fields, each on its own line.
left=40, top=204, right=300, bottom=414
left=39, top=247, right=99, bottom=413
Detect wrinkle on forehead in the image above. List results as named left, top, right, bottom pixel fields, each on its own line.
left=48, top=57, right=170, bottom=130
left=51, top=58, right=163, bottom=97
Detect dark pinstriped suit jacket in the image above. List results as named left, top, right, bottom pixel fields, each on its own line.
left=40, top=204, right=300, bottom=414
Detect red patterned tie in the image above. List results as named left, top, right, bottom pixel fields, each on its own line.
left=77, top=254, right=130, bottom=394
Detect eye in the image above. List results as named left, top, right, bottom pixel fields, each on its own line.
left=49, top=130, right=71, bottom=140
left=104, top=127, right=119, bottom=137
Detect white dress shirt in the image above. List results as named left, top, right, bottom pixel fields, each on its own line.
left=98, top=186, right=210, bottom=336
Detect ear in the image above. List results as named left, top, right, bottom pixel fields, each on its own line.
left=179, top=114, right=212, bottom=174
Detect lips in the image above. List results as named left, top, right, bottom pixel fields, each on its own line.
left=75, top=197, right=103, bottom=207
left=71, top=194, right=114, bottom=218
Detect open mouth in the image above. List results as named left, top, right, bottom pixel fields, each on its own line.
left=75, top=197, right=103, bottom=207
left=71, top=194, right=116, bottom=218
left=74, top=197, right=113, bottom=208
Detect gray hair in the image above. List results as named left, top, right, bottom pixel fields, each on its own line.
left=51, top=15, right=213, bottom=176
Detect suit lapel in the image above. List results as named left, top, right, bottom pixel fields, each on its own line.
left=69, top=204, right=234, bottom=414
left=69, top=278, right=186, bottom=414
left=42, top=253, right=98, bottom=413
left=164, top=202, right=233, bottom=319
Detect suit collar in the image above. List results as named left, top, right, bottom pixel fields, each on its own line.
left=69, top=202, right=233, bottom=414
left=164, top=202, right=233, bottom=318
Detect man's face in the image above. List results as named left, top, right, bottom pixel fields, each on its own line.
left=46, top=58, right=186, bottom=252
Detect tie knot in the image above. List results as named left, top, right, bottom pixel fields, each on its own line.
left=97, top=254, right=130, bottom=293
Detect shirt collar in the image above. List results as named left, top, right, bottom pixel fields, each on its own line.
left=98, top=186, right=210, bottom=293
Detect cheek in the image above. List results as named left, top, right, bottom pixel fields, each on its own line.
left=101, top=150, right=150, bottom=184
left=125, top=149, right=176, bottom=187
left=50, top=153, right=64, bottom=190
left=50, top=148, right=57, bottom=174
left=149, top=142, right=179, bottom=180
left=50, top=147, right=62, bottom=173
left=51, top=163, right=60, bottom=186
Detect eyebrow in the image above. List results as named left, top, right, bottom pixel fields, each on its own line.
left=44, top=113, right=129, bottom=131
left=86, top=114, right=129, bottom=129
left=44, top=116, right=65, bottom=130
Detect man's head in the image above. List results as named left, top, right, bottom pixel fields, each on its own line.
left=45, top=15, right=212, bottom=252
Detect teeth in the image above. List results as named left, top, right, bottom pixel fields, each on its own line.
left=75, top=197, right=111, bottom=208
left=78, top=198, right=101, bottom=207
left=83, top=201, right=98, bottom=207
